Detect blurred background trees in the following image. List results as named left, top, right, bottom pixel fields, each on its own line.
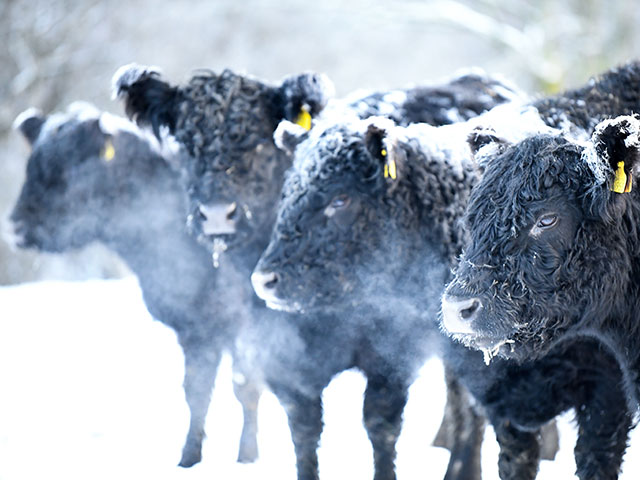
left=2, top=0, right=638, bottom=284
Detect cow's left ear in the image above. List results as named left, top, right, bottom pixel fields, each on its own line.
left=13, top=108, right=46, bottom=146
left=467, top=125, right=511, bottom=170
left=278, top=72, right=334, bottom=131
left=592, top=114, right=640, bottom=194
left=364, top=117, right=399, bottom=180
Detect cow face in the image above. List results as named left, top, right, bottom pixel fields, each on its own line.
left=251, top=117, right=453, bottom=314
left=113, top=64, right=333, bottom=256
left=9, top=104, right=174, bottom=253
left=442, top=115, right=640, bottom=363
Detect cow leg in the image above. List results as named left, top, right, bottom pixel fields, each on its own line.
left=231, top=358, right=263, bottom=463
left=539, top=419, right=560, bottom=461
left=362, top=374, right=409, bottom=480
left=271, top=384, right=324, bottom=480
left=573, top=382, right=632, bottom=480
left=439, top=367, right=485, bottom=480
left=493, top=420, right=541, bottom=480
left=178, top=343, right=222, bottom=468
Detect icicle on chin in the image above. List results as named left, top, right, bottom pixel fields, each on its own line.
left=212, top=237, right=228, bottom=268
left=482, top=338, right=515, bottom=366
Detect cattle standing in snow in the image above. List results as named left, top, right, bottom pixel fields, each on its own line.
left=253, top=108, right=631, bottom=480
left=441, top=61, right=640, bottom=365
left=441, top=112, right=640, bottom=478
left=8, top=104, right=262, bottom=468
left=113, top=64, right=521, bottom=480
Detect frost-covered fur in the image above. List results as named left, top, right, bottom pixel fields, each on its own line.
left=254, top=70, right=637, bottom=478
left=327, top=68, right=524, bottom=126
left=9, top=104, right=263, bottom=468
left=443, top=62, right=640, bottom=366
left=443, top=114, right=640, bottom=420
left=113, top=64, right=334, bottom=261
left=436, top=62, right=640, bottom=477
left=113, top=64, right=522, bottom=480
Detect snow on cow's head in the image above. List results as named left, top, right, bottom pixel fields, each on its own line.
left=113, top=64, right=334, bottom=256
left=9, top=103, right=176, bottom=252
left=441, top=115, right=640, bottom=363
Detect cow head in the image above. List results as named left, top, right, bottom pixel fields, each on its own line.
left=113, top=64, right=333, bottom=258
left=251, top=116, right=460, bottom=315
left=441, top=115, right=640, bottom=363
left=9, top=103, right=177, bottom=253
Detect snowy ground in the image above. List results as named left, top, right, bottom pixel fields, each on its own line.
left=0, top=277, right=638, bottom=480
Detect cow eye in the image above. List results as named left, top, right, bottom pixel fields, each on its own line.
left=330, top=194, right=350, bottom=209
left=536, top=213, right=558, bottom=230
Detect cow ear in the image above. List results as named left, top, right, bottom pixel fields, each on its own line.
left=278, top=72, right=334, bottom=131
left=365, top=117, right=399, bottom=180
left=112, top=63, right=179, bottom=139
left=467, top=125, right=510, bottom=169
left=13, top=108, right=46, bottom=146
left=274, top=120, right=309, bottom=155
left=592, top=114, right=640, bottom=194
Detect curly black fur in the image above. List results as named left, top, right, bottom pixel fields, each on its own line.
left=446, top=122, right=640, bottom=387
left=9, top=105, right=263, bottom=468
left=444, top=63, right=640, bottom=367
left=533, top=61, right=640, bottom=132
left=343, top=69, right=522, bottom=126
left=255, top=110, right=633, bottom=479
left=439, top=63, right=640, bottom=477
left=114, top=65, right=520, bottom=480
left=114, top=64, right=333, bottom=259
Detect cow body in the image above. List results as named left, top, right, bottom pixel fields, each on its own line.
left=253, top=62, right=639, bottom=478
left=9, top=104, right=262, bottom=468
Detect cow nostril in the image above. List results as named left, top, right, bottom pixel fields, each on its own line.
left=460, top=299, right=481, bottom=320
left=263, top=272, right=279, bottom=290
left=226, top=202, right=238, bottom=221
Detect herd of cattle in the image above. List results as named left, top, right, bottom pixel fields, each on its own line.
left=6, top=59, right=640, bottom=480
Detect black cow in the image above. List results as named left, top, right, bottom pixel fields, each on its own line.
left=252, top=109, right=631, bottom=480
left=441, top=61, right=640, bottom=369
left=113, top=64, right=522, bottom=480
left=8, top=103, right=262, bottom=468
left=441, top=112, right=640, bottom=478
left=436, top=61, right=640, bottom=478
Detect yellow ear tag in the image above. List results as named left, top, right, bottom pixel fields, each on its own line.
left=387, top=158, right=397, bottom=180
left=295, top=107, right=312, bottom=131
left=381, top=148, right=397, bottom=180
left=101, top=138, right=115, bottom=162
left=612, top=161, right=632, bottom=193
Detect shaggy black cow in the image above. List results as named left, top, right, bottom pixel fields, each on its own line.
left=441, top=113, right=640, bottom=405
left=252, top=110, right=632, bottom=479
left=441, top=61, right=640, bottom=367
left=8, top=104, right=262, bottom=468
left=112, top=64, right=334, bottom=268
left=113, top=65, right=523, bottom=480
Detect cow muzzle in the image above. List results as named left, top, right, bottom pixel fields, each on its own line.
left=199, top=202, right=239, bottom=235
left=441, top=294, right=483, bottom=335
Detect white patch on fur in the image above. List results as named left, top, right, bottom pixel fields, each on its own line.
left=274, top=120, right=307, bottom=153
left=99, top=111, right=172, bottom=157
left=382, top=90, right=407, bottom=107
left=445, top=108, right=463, bottom=123
left=67, top=101, right=101, bottom=120
left=581, top=115, right=640, bottom=186
left=111, top=63, right=162, bottom=100
left=323, top=205, right=336, bottom=218
left=581, top=142, right=609, bottom=185
left=12, top=107, right=43, bottom=131
left=1, top=217, right=23, bottom=250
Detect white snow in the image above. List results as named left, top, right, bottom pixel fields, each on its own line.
left=0, top=277, right=639, bottom=479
